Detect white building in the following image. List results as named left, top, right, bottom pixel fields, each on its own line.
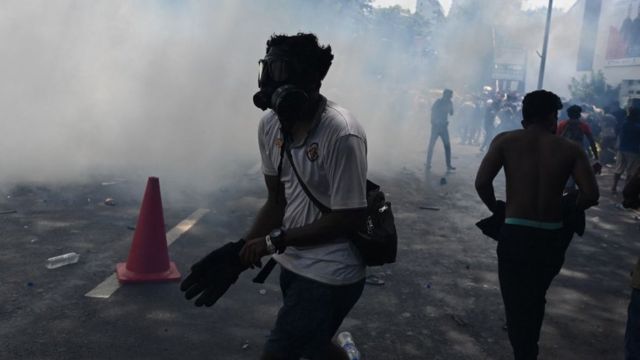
left=544, top=0, right=640, bottom=103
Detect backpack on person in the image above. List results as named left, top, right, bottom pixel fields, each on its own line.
left=561, top=119, right=585, bottom=144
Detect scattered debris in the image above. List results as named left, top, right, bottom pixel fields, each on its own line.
left=30, top=238, right=38, bottom=243
left=259, top=289, right=267, bottom=295
left=440, top=177, right=447, bottom=185
left=127, top=226, right=136, bottom=231
left=465, top=265, right=470, bottom=270
left=101, top=181, right=119, bottom=186
left=418, top=206, right=440, bottom=211
left=26, top=282, right=34, bottom=287
left=401, top=312, right=411, bottom=318
left=451, top=314, right=467, bottom=327
left=242, top=342, right=250, bottom=350
left=46, top=252, right=80, bottom=269
left=104, top=198, right=116, bottom=206
left=23, top=225, right=29, bottom=229
left=423, top=282, right=432, bottom=289
left=0, top=210, right=17, bottom=215
left=365, top=274, right=385, bottom=286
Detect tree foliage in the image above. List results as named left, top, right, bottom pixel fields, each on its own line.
left=568, top=71, right=618, bottom=107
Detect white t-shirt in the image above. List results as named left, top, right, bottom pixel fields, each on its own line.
left=257, top=96, right=367, bottom=285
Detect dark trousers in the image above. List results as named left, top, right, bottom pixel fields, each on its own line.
left=497, top=224, right=571, bottom=360
left=264, top=267, right=365, bottom=359
left=625, top=288, right=640, bottom=359
left=426, top=125, right=452, bottom=168
left=623, top=166, right=640, bottom=209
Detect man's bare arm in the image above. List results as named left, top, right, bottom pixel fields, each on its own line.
left=572, top=147, right=600, bottom=210
left=244, top=175, right=285, bottom=240
left=475, top=135, right=505, bottom=212
left=283, top=208, right=365, bottom=248
left=240, top=190, right=365, bottom=266
left=240, top=134, right=367, bottom=266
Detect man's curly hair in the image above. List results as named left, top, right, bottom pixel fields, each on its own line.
left=265, top=33, right=334, bottom=87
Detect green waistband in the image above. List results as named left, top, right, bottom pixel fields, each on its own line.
left=505, top=217, right=563, bottom=230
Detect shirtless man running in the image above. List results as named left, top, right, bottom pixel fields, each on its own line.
left=475, top=90, right=599, bottom=360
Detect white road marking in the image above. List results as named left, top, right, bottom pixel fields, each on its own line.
left=84, top=208, right=210, bottom=299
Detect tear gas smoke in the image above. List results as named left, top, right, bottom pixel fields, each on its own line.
left=0, top=1, right=433, bottom=194
left=0, top=0, right=580, bottom=196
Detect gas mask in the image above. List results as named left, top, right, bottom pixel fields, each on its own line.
left=252, top=48, right=313, bottom=121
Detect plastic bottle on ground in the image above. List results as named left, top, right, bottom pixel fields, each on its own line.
left=46, top=252, right=80, bottom=269
left=337, top=331, right=360, bottom=360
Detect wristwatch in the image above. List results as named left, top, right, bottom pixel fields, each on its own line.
left=266, top=228, right=286, bottom=254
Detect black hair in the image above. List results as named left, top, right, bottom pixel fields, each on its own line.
left=266, top=33, right=334, bottom=84
left=443, top=89, right=453, bottom=97
left=522, top=90, right=563, bottom=123
left=567, top=105, right=582, bottom=119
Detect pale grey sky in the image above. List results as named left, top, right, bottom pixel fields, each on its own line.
left=372, top=0, right=578, bottom=14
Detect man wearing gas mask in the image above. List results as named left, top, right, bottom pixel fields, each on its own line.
left=243, top=33, right=368, bottom=359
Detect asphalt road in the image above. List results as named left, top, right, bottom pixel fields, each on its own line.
left=0, top=144, right=638, bottom=359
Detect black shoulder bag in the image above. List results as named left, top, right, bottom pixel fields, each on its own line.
left=253, top=139, right=398, bottom=284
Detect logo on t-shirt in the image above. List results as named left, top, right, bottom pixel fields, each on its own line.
left=306, top=143, right=319, bottom=162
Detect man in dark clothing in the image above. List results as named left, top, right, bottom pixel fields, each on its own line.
left=606, top=100, right=627, bottom=136
left=613, top=99, right=640, bottom=194
left=623, top=166, right=640, bottom=209
left=625, top=165, right=640, bottom=360
left=475, top=90, right=599, bottom=360
left=426, top=89, right=455, bottom=171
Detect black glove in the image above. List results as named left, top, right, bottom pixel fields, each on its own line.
left=180, top=239, right=248, bottom=307
left=475, top=200, right=506, bottom=241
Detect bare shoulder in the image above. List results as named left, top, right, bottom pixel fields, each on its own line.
left=490, top=129, right=522, bottom=147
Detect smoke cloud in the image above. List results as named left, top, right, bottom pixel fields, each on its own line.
left=0, top=1, right=436, bottom=193
left=0, top=0, right=583, bottom=195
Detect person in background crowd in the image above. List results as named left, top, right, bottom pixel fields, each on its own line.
left=480, top=94, right=502, bottom=152
left=624, top=165, right=640, bottom=360
left=427, top=89, right=456, bottom=171
left=612, top=99, right=640, bottom=194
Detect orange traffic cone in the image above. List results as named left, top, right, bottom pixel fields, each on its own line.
left=116, top=177, right=181, bottom=283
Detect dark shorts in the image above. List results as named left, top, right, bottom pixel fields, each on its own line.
left=264, top=267, right=365, bottom=359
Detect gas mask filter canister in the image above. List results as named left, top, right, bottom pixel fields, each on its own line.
left=252, top=49, right=311, bottom=119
